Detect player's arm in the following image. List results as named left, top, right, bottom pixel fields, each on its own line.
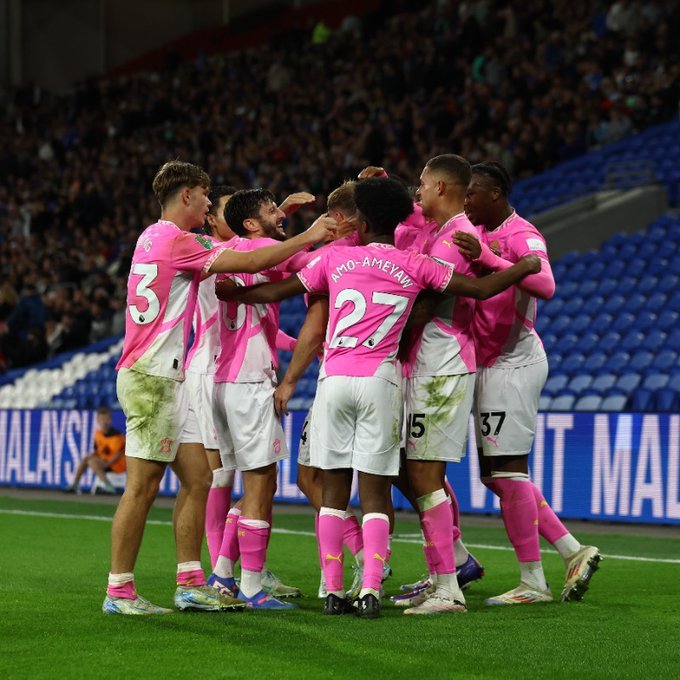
left=403, top=291, right=445, bottom=330
left=218, top=274, right=307, bottom=304
left=274, top=295, right=328, bottom=417
left=442, top=255, right=542, bottom=299
left=208, top=215, right=335, bottom=275
left=453, top=231, right=555, bottom=299
left=276, top=329, right=297, bottom=352
left=279, top=191, right=315, bottom=216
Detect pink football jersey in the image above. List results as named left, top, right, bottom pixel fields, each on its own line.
left=117, top=221, right=226, bottom=380
left=473, top=211, right=552, bottom=368
left=297, top=243, right=454, bottom=383
left=214, top=237, right=313, bottom=383
left=403, top=212, right=478, bottom=377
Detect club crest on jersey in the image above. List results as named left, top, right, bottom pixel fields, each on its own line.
left=489, top=240, right=501, bottom=256
left=195, top=234, right=213, bottom=250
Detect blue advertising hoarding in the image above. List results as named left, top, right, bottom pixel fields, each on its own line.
left=0, top=409, right=678, bottom=525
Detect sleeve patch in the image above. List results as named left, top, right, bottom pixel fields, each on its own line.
left=195, top=234, right=213, bottom=250
left=526, top=238, right=546, bottom=252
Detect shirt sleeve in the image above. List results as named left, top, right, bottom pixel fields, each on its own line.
left=170, top=232, right=226, bottom=273
left=507, top=229, right=550, bottom=261
left=412, top=253, right=455, bottom=293
left=296, top=252, right=329, bottom=294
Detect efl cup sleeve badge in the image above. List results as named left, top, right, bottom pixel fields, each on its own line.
left=526, top=238, right=547, bottom=252
left=195, top=234, right=213, bottom=250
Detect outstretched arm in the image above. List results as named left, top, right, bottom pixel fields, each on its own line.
left=209, top=215, right=335, bottom=275
left=274, top=296, right=328, bottom=417
left=219, top=274, right=307, bottom=304
left=443, top=255, right=541, bottom=299
left=453, top=231, right=555, bottom=299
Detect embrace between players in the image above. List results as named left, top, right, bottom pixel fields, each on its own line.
left=103, top=155, right=601, bottom=618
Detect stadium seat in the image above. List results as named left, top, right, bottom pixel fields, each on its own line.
left=624, top=293, right=648, bottom=313
left=604, top=351, right=631, bottom=374
left=550, top=316, right=572, bottom=335
left=611, top=313, right=636, bottom=333
left=591, top=373, right=617, bottom=393
left=590, top=312, right=614, bottom=335
left=578, top=332, right=600, bottom=354
left=629, top=388, right=654, bottom=411
left=556, top=333, right=580, bottom=354
left=574, top=394, right=602, bottom=411
left=664, top=327, right=680, bottom=349
left=567, top=375, right=593, bottom=394
left=645, top=292, right=668, bottom=313
left=561, top=354, right=585, bottom=374
left=621, top=330, right=645, bottom=352
left=645, top=329, right=668, bottom=352
left=538, top=394, right=551, bottom=411
left=655, top=388, right=679, bottom=411
left=615, top=373, right=642, bottom=392
left=550, top=394, right=575, bottom=411
left=600, top=394, right=628, bottom=411
left=651, top=349, right=678, bottom=371
left=600, top=331, right=622, bottom=351
left=543, top=374, right=569, bottom=395
left=642, top=374, right=669, bottom=391
left=570, top=315, right=592, bottom=335
left=629, top=351, right=654, bottom=372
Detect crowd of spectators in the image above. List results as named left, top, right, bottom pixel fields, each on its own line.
left=0, top=0, right=677, bottom=370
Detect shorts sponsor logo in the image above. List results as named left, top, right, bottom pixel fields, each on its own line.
left=273, top=439, right=281, bottom=454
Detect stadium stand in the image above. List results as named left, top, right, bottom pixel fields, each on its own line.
left=0, top=0, right=677, bottom=411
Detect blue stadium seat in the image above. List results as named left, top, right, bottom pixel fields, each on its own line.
left=656, top=309, right=678, bottom=331
left=578, top=332, right=600, bottom=354
left=604, top=351, right=631, bottom=374
left=638, top=275, right=658, bottom=295
left=542, top=298, right=564, bottom=318
left=624, top=293, right=648, bottom=313
left=615, top=373, right=641, bottom=392
left=596, top=279, right=619, bottom=298
left=550, top=394, right=576, bottom=411
left=629, top=351, right=654, bottom=372
left=570, top=314, right=592, bottom=335
left=646, top=292, right=668, bottom=313
left=583, top=351, right=608, bottom=373
left=556, top=334, right=580, bottom=354
left=665, top=327, right=680, bottom=349
left=642, top=374, right=669, bottom=391
left=550, top=316, right=572, bottom=335
left=554, top=281, right=580, bottom=299
left=651, top=349, right=679, bottom=371
left=616, top=277, right=638, bottom=296
left=561, top=354, right=585, bottom=375
left=600, top=394, right=628, bottom=411
left=592, top=373, right=617, bottom=393
left=538, top=395, right=551, bottom=411
left=562, top=298, right=585, bottom=317
left=567, top=375, right=593, bottom=394
left=621, top=330, right=645, bottom=352
left=629, top=388, right=654, bottom=411
left=611, top=312, right=636, bottom=333
left=590, top=312, right=614, bottom=335
left=657, top=273, right=679, bottom=294
left=543, top=374, right=569, bottom=395
left=645, top=329, right=668, bottom=352
left=574, top=394, right=602, bottom=411
left=655, top=388, right=679, bottom=412
left=606, top=295, right=628, bottom=315
left=579, top=280, right=599, bottom=298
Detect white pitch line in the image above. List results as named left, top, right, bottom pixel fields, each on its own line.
left=2, top=508, right=680, bottom=565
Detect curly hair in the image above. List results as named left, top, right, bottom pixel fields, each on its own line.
left=353, top=178, right=414, bottom=235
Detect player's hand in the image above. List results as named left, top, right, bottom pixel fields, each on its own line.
left=357, top=166, right=387, bottom=180
left=520, top=254, right=542, bottom=274
left=274, top=381, right=297, bottom=418
left=305, top=214, right=337, bottom=244
left=334, top=215, right=360, bottom=240
left=279, top=192, right=316, bottom=216
left=452, top=231, right=482, bottom=260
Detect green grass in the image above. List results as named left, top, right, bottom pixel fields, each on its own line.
left=1, top=493, right=679, bottom=679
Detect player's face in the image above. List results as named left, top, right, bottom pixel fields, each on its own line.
left=255, top=200, right=286, bottom=240
left=464, top=176, right=494, bottom=227
left=416, top=167, right=438, bottom=218
left=209, top=195, right=236, bottom=241
left=188, top=185, right=212, bottom=228
left=328, top=208, right=359, bottom=239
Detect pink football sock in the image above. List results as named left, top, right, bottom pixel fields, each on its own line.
left=205, top=486, right=231, bottom=568
left=218, top=506, right=242, bottom=563
left=343, top=512, right=363, bottom=556
left=531, top=483, right=569, bottom=544
left=107, top=575, right=136, bottom=600
left=361, top=513, right=390, bottom=593
left=176, top=569, right=206, bottom=587
left=319, top=508, right=346, bottom=594
left=494, top=478, right=541, bottom=563
left=422, top=537, right=438, bottom=578
left=315, top=513, right=324, bottom=569
left=444, top=479, right=462, bottom=542
left=419, top=492, right=456, bottom=575
left=238, top=517, right=270, bottom=574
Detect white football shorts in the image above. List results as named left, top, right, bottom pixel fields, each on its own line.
left=183, top=370, right=219, bottom=449
left=474, top=359, right=549, bottom=457
left=404, top=373, right=475, bottom=462
left=212, top=379, right=288, bottom=472
left=309, top=375, right=401, bottom=476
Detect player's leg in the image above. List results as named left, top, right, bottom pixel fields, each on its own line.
left=88, top=456, right=117, bottom=492
left=475, top=363, right=554, bottom=605
left=66, top=455, right=92, bottom=493
left=205, top=448, right=233, bottom=568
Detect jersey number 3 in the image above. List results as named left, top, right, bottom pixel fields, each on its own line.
left=129, top=263, right=160, bottom=325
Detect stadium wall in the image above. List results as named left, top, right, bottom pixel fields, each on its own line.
left=0, top=409, right=678, bottom=526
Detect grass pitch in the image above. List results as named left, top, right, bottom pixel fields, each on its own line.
left=1, top=493, right=679, bottom=679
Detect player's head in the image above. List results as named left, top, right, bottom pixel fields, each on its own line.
left=152, top=160, right=211, bottom=228
left=465, top=161, right=512, bottom=227
left=327, top=181, right=359, bottom=237
left=204, top=184, right=238, bottom=241
left=353, top=178, right=413, bottom=243
left=225, top=188, right=286, bottom=240
left=417, top=154, right=471, bottom=218
left=96, top=406, right=112, bottom=430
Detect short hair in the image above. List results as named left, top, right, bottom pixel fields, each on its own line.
left=96, top=406, right=111, bottom=416
left=152, top=161, right=210, bottom=207
left=203, top=184, right=238, bottom=234
left=471, top=161, right=513, bottom=196
left=224, top=188, right=277, bottom=237
left=353, top=178, right=413, bottom=236
left=425, top=154, right=472, bottom=188
left=327, top=181, right=356, bottom=214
